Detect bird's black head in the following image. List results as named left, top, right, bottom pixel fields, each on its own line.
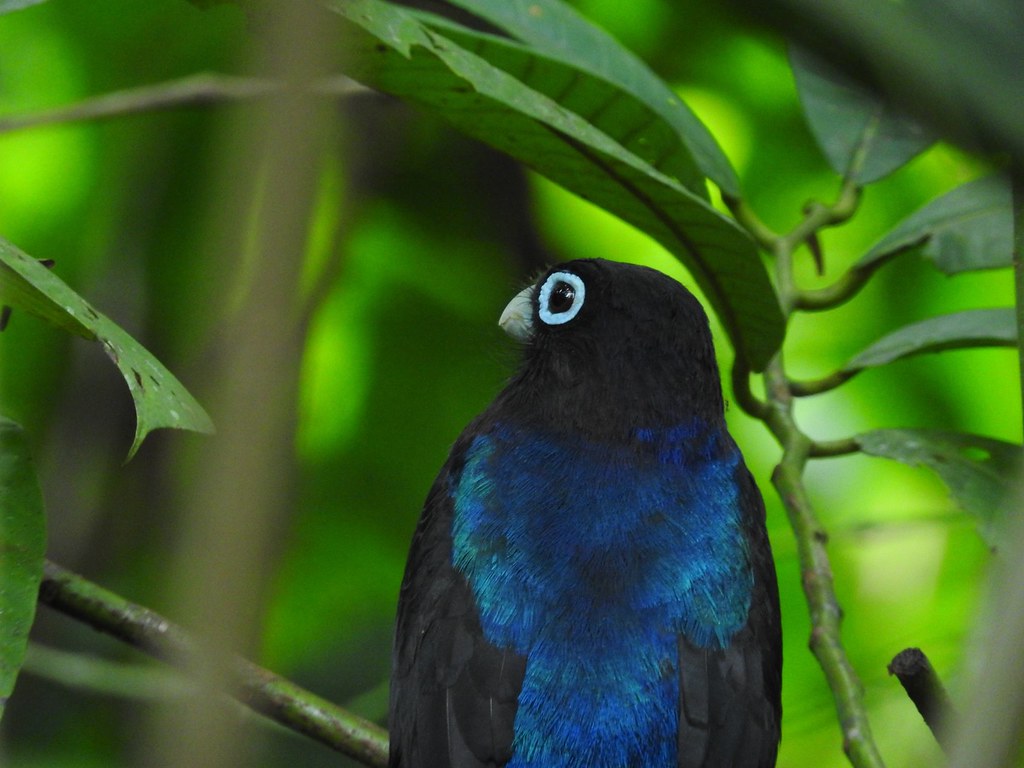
left=494, top=259, right=726, bottom=442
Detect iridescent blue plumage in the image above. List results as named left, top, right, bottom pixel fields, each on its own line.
left=389, top=259, right=781, bottom=768
left=452, top=423, right=752, bottom=767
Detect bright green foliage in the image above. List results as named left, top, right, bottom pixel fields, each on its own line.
left=328, top=0, right=784, bottom=370
left=845, top=308, right=1017, bottom=372
left=0, top=1, right=1019, bottom=767
left=0, top=237, right=213, bottom=459
left=858, top=429, right=1021, bottom=549
left=414, top=14, right=713, bottom=198
left=441, top=0, right=740, bottom=196
left=858, top=175, right=1013, bottom=274
left=786, top=46, right=1020, bottom=572
left=0, top=418, right=45, bottom=720
left=789, top=45, right=934, bottom=183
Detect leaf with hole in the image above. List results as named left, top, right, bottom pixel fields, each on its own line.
left=437, top=0, right=738, bottom=196
left=330, top=0, right=783, bottom=369
left=789, top=46, right=933, bottom=183
left=857, top=175, right=1012, bottom=274
left=0, top=237, right=214, bottom=459
left=0, top=418, right=46, bottom=721
left=857, top=429, right=1022, bottom=548
left=844, top=308, right=1016, bottom=372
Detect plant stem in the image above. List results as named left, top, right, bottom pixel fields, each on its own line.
left=731, top=355, right=770, bottom=419
left=762, top=355, right=886, bottom=767
left=37, top=560, right=389, bottom=768
left=789, top=369, right=857, bottom=397
left=724, top=195, right=782, bottom=252
left=809, top=437, right=861, bottom=458
left=781, top=179, right=861, bottom=256
left=795, top=267, right=872, bottom=311
left=0, top=74, right=368, bottom=135
left=23, top=643, right=200, bottom=700
left=772, top=444, right=885, bottom=768
left=766, top=360, right=879, bottom=758
left=735, top=178, right=886, bottom=768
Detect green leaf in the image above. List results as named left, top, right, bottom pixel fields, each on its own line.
left=789, top=46, right=933, bottom=183
left=411, top=13, right=706, bottom=200
left=331, top=0, right=784, bottom=369
left=857, top=175, right=1013, bottom=274
left=437, top=0, right=739, bottom=197
left=0, top=237, right=214, bottom=459
left=845, top=308, right=1016, bottom=372
left=857, top=428, right=1022, bottom=548
left=0, top=418, right=46, bottom=720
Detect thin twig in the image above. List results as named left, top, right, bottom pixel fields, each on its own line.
left=888, top=647, right=956, bottom=752
left=23, top=642, right=199, bottom=700
left=789, top=368, right=857, bottom=396
left=809, top=437, right=860, bottom=458
left=37, top=560, right=389, bottom=768
left=769, top=180, right=863, bottom=311
left=781, top=180, right=861, bottom=256
left=731, top=356, right=770, bottom=419
left=795, top=267, right=873, bottom=311
left=723, top=195, right=781, bottom=252
left=0, top=73, right=370, bottom=135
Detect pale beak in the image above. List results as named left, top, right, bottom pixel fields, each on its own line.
left=498, top=286, right=534, bottom=342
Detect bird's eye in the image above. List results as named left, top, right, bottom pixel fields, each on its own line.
left=538, top=271, right=586, bottom=326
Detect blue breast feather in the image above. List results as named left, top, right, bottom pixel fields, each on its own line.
left=451, top=422, right=753, bottom=768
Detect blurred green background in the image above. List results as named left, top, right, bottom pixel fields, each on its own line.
left=0, top=0, right=1017, bottom=766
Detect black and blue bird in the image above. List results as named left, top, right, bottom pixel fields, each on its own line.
left=390, top=259, right=781, bottom=768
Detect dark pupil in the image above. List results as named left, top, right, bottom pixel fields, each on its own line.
left=549, top=281, right=575, bottom=313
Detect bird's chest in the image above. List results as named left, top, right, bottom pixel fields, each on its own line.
left=449, top=426, right=753, bottom=767
left=451, top=425, right=752, bottom=645
left=448, top=430, right=753, bottom=765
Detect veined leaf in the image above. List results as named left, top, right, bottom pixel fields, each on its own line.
left=790, top=46, right=933, bottom=183
left=845, top=308, right=1016, bottom=372
left=0, top=237, right=213, bottom=459
left=330, top=0, right=784, bottom=369
left=857, top=175, right=1012, bottom=274
left=857, top=429, right=1022, bottom=549
left=0, top=418, right=46, bottom=720
left=438, top=0, right=739, bottom=196
left=411, top=13, right=707, bottom=198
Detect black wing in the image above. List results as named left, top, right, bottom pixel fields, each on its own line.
left=390, top=432, right=527, bottom=768
left=677, top=464, right=783, bottom=768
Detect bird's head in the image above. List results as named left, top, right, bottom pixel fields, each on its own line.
left=495, top=259, right=727, bottom=442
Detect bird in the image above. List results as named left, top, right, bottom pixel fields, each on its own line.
left=389, top=258, right=781, bottom=768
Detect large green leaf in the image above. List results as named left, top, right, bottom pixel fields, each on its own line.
left=0, top=237, right=214, bottom=459
left=789, top=46, right=933, bottom=183
left=411, top=13, right=707, bottom=199
left=0, top=418, right=46, bottom=720
left=845, top=308, right=1016, bottom=372
left=857, top=175, right=1013, bottom=274
left=330, top=0, right=784, bottom=369
left=438, top=0, right=739, bottom=197
left=857, top=429, right=1022, bottom=548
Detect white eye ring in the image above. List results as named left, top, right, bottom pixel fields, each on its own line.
left=537, top=271, right=586, bottom=326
